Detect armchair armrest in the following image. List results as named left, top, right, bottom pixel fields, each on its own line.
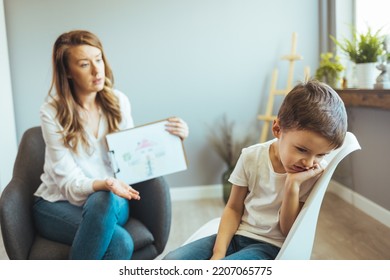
left=0, top=177, right=36, bottom=259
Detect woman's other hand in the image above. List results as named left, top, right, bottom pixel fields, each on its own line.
left=165, top=117, right=189, bottom=140
left=105, top=177, right=140, bottom=200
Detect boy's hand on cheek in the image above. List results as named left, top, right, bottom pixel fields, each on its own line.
left=286, top=164, right=324, bottom=186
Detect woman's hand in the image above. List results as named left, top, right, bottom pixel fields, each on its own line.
left=105, top=177, right=140, bottom=200
left=165, top=117, right=189, bottom=140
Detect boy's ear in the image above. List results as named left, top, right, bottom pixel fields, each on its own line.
left=272, top=119, right=281, bottom=138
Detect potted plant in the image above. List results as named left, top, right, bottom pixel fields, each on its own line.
left=315, top=52, right=345, bottom=88
left=208, top=115, right=255, bottom=203
left=331, top=27, right=384, bottom=88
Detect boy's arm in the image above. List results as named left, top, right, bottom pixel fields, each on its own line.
left=211, top=185, right=247, bottom=260
left=279, top=180, right=301, bottom=237
left=279, top=165, right=324, bottom=236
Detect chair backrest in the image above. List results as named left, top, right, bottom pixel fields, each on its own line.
left=12, top=126, right=45, bottom=194
left=275, top=131, right=361, bottom=259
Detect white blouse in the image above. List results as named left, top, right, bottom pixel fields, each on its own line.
left=34, top=90, right=134, bottom=206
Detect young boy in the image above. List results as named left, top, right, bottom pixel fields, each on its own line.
left=163, top=80, right=347, bottom=260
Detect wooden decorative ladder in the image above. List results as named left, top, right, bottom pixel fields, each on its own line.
left=257, top=32, right=310, bottom=142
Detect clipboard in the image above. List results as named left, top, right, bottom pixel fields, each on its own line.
left=106, top=119, right=188, bottom=185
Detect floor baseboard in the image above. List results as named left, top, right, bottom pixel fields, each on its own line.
left=170, top=181, right=390, bottom=228
left=328, top=180, right=390, bottom=228
left=170, top=184, right=222, bottom=201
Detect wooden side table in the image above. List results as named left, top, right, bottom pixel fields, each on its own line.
left=336, top=89, right=390, bottom=110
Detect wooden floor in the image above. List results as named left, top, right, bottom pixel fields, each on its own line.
left=159, top=191, right=390, bottom=260
left=1, top=191, right=389, bottom=260
left=311, top=192, right=390, bottom=259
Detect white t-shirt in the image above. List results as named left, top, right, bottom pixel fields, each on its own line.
left=34, top=90, right=134, bottom=206
left=229, top=139, right=325, bottom=248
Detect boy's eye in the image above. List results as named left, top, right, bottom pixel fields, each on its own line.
left=80, top=63, right=89, bottom=68
left=296, top=147, right=307, bottom=153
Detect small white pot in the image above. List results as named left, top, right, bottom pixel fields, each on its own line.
left=355, top=62, right=378, bottom=89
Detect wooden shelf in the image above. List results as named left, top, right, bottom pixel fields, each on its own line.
left=336, top=89, right=390, bottom=110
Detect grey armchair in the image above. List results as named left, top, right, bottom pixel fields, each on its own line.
left=0, top=126, right=172, bottom=260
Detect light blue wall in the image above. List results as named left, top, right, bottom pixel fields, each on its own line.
left=4, top=0, right=319, bottom=187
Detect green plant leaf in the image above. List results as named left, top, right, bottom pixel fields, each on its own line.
left=330, top=26, right=385, bottom=63
left=315, top=52, right=344, bottom=86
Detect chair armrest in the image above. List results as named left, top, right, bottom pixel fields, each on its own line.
left=0, top=177, right=36, bottom=259
left=130, top=177, right=172, bottom=254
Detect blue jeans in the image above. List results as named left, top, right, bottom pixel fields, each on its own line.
left=163, top=234, right=280, bottom=260
left=33, top=191, right=134, bottom=260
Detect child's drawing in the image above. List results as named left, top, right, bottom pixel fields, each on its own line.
left=122, top=138, right=166, bottom=177
left=106, top=120, right=187, bottom=184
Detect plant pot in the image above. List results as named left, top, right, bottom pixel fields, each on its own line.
left=222, top=168, right=233, bottom=203
left=355, top=62, right=378, bottom=89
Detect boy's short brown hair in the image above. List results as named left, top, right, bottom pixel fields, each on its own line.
left=277, top=80, right=347, bottom=149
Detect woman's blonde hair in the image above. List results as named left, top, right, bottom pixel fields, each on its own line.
left=48, top=30, right=122, bottom=152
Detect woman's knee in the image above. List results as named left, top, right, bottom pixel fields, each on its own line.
left=83, top=191, right=128, bottom=220
left=85, top=191, right=116, bottom=210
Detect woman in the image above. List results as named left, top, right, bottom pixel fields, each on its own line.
left=33, top=30, right=188, bottom=259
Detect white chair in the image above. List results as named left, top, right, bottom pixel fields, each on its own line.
left=183, top=132, right=361, bottom=259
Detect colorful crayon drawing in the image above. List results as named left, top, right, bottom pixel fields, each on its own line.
left=106, top=120, right=187, bottom=184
